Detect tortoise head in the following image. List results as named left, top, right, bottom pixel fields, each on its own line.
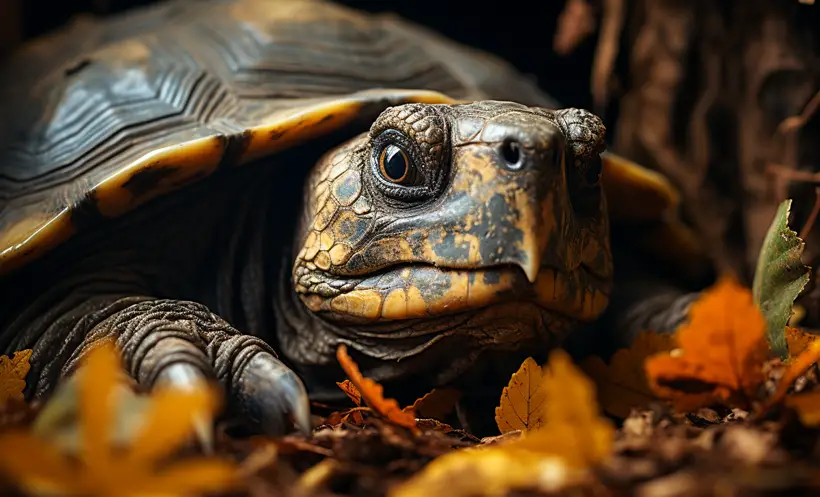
left=292, top=101, right=612, bottom=351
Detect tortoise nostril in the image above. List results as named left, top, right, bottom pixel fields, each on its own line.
left=500, top=139, right=523, bottom=170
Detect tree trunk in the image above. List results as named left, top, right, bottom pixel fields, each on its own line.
left=610, top=0, right=820, bottom=288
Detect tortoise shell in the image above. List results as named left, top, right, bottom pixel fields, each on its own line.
left=0, top=0, right=692, bottom=276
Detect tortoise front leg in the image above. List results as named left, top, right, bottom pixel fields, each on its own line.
left=24, top=296, right=310, bottom=436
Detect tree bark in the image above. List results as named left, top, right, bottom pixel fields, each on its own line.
left=610, top=0, right=820, bottom=287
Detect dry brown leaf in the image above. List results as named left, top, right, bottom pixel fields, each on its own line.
left=581, top=332, right=676, bottom=418
left=786, top=326, right=818, bottom=357
left=324, top=408, right=366, bottom=426
left=495, top=357, right=546, bottom=433
left=644, top=277, right=770, bottom=411
left=0, top=349, right=31, bottom=404
left=404, top=388, right=462, bottom=420
left=336, top=344, right=418, bottom=433
left=390, top=350, right=614, bottom=497
left=0, top=341, right=240, bottom=497
left=336, top=380, right=362, bottom=406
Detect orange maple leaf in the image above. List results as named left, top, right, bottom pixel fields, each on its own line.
left=644, top=277, right=770, bottom=411
left=336, top=344, right=418, bottom=433
left=0, top=341, right=240, bottom=497
left=330, top=380, right=458, bottom=425
left=0, top=349, right=31, bottom=404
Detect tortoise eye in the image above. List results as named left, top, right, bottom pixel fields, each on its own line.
left=378, top=144, right=410, bottom=183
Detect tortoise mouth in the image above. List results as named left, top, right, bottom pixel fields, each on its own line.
left=298, top=261, right=609, bottom=323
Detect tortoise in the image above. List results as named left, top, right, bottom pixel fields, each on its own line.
left=0, top=0, right=712, bottom=435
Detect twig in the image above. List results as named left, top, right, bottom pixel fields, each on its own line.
left=776, top=88, right=820, bottom=136
left=591, top=0, right=624, bottom=113
left=799, top=187, right=820, bottom=240
left=767, top=164, right=820, bottom=185
left=553, top=0, right=596, bottom=56
left=769, top=88, right=820, bottom=200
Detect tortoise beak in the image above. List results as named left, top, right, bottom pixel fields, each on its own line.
left=519, top=231, right=543, bottom=284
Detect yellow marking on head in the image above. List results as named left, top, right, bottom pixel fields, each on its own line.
left=313, top=201, right=338, bottom=231
left=454, top=232, right=482, bottom=265
left=404, top=286, right=427, bottom=318
left=331, top=290, right=384, bottom=319
left=382, top=289, right=407, bottom=319
left=303, top=231, right=320, bottom=261
left=314, top=251, right=331, bottom=271
left=329, top=243, right=352, bottom=266
left=314, top=182, right=330, bottom=210
left=426, top=271, right=468, bottom=315
left=351, top=196, right=371, bottom=215
left=318, top=231, right=334, bottom=251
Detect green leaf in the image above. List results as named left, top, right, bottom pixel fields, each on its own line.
left=752, top=199, right=811, bottom=359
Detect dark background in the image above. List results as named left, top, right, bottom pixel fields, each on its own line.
left=13, top=0, right=605, bottom=126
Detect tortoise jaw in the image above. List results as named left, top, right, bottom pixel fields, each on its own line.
left=297, top=261, right=609, bottom=323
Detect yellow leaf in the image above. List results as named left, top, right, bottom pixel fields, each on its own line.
left=786, top=326, right=818, bottom=358
left=644, top=277, right=770, bottom=411
left=139, top=458, right=240, bottom=495
left=79, top=340, right=119, bottom=472
left=786, top=393, right=820, bottom=426
left=389, top=446, right=571, bottom=497
left=517, top=350, right=614, bottom=468
left=0, top=349, right=32, bottom=404
left=392, top=350, right=614, bottom=497
left=0, top=342, right=241, bottom=497
left=125, top=385, right=220, bottom=466
left=581, top=331, right=676, bottom=418
left=494, top=357, right=546, bottom=433
left=0, top=431, right=76, bottom=495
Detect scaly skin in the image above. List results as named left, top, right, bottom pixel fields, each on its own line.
left=1, top=101, right=627, bottom=435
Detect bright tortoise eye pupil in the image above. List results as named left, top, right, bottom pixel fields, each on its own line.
left=380, top=144, right=409, bottom=182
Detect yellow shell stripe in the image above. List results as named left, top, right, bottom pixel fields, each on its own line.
left=601, top=151, right=711, bottom=278
left=600, top=151, right=680, bottom=222
left=0, top=89, right=456, bottom=276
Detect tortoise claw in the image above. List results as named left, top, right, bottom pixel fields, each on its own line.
left=154, top=363, right=215, bottom=452
left=235, top=352, right=312, bottom=437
